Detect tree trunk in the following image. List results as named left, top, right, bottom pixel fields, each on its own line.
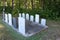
left=19, top=0, right=20, bottom=8
left=12, top=0, right=14, bottom=9
left=39, top=0, right=41, bottom=7
left=0, top=1, right=1, bottom=6
left=3, top=0, right=6, bottom=7
left=39, top=0, right=45, bottom=9
left=24, top=0, right=27, bottom=9
left=31, top=0, right=34, bottom=9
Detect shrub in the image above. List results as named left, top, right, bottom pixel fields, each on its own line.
left=5, top=6, right=12, bottom=13
left=12, top=8, right=19, bottom=17
left=0, top=6, right=3, bottom=13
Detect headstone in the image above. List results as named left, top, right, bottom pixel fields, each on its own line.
left=18, top=17, right=25, bottom=35
left=8, top=14, right=12, bottom=26
left=41, top=19, right=46, bottom=26
left=19, top=13, right=21, bottom=17
left=5, top=14, right=8, bottom=23
left=22, top=13, right=25, bottom=18
left=12, top=17, right=18, bottom=28
left=30, top=15, right=34, bottom=22
left=26, top=13, right=29, bottom=20
left=35, top=14, right=39, bottom=23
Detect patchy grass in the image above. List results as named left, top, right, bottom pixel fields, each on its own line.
left=0, top=18, right=60, bottom=40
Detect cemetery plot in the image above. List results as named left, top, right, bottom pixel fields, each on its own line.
left=3, top=13, right=48, bottom=37
left=18, top=13, right=48, bottom=37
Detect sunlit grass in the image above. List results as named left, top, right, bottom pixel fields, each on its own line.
left=0, top=24, right=5, bottom=29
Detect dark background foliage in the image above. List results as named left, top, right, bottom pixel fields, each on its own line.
left=0, top=0, right=60, bottom=20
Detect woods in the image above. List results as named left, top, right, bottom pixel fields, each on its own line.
left=0, top=0, right=60, bottom=20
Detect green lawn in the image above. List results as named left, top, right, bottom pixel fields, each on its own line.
left=0, top=18, right=60, bottom=40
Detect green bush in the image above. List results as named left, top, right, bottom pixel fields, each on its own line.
left=5, top=6, right=12, bottom=13
left=12, top=8, right=19, bottom=17
left=0, top=6, right=3, bottom=13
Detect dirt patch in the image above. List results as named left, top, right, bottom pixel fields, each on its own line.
left=0, top=24, right=5, bottom=29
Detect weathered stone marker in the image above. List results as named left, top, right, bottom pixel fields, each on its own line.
left=19, top=13, right=21, bottom=17
left=8, top=14, right=12, bottom=26
left=41, top=19, right=46, bottom=26
left=35, top=14, right=39, bottom=23
left=18, top=17, right=25, bottom=35
left=30, top=15, right=34, bottom=22
left=22, top=13, right=25, bottom=18
left=5, top=14, right=8, bottom=23
left=26, top=13, right=29, bottom=20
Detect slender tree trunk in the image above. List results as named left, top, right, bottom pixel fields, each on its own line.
left=19, top=0, right=20, bottom=8
left=24, top=0, right=27, bottom=9
left=12, top=0, right=14, bottom=9
left=39, top=0, right=45, bottom=9
left=41, top=0, right=45, bottom=10
left=31, top=0, right=34, bottom=9
left=3, top=0, right=6, bottom=7
left=0, top=1, right=1, bottom=6
left=39, top=0, right=41, bottom=7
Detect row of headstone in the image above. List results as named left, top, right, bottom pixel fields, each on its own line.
left=4, top=13, right=18, bottom=28
left=4, top=13, right=25, bottom=35
left=4, top=13, right=46, bottom=36
left=19, top=13, right=46, bottom=25
left=4, top=14, right=12, bottom=26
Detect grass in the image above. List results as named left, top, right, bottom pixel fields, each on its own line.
left=0, top=17, right=60, bottom=40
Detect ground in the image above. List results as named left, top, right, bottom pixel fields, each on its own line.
left=0, top=17, right=60, bottom=40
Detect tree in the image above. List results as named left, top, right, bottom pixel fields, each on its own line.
left=24, top=0, right=27, bottom=9
left=12, top=0, right=14, bottom=9
left=31, top=0, right=34, bottom=9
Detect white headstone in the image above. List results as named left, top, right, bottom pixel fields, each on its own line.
left=19, top=13, right=21, bottom=17
left=5, top=14, right=8, bottom=23
left=35, top=14, right=39, bottom=23
left=26, top=13, right=29, bottom=20
left=18, top=17, right=25, bottom=35
left=41, top=19, right=46, bottom=26
left=30, top=15, right=34, bottom=22
left=8, top=14, right=12, bottom=26
left=22, top=13, right=25, bottom=18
